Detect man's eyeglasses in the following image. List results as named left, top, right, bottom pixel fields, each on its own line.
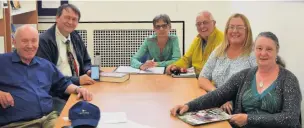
left=195, top=20, right=214, bottom=27
left=228, top=25, right=246, bottom=31
left=154, top=24, right=168, bottom=30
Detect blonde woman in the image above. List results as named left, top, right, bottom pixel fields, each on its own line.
left=198, top=13, right=257, bottom=114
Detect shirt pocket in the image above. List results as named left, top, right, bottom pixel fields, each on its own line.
left=36, top=73, right=51, bottom=92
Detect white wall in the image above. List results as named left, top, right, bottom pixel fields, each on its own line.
left=69, top=1, right=231, bottom=51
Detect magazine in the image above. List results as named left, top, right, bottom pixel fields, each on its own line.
left=177, top=108, right=231, bottom=126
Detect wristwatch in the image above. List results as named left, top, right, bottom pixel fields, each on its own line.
left=74, top=86, right=82, bottom=94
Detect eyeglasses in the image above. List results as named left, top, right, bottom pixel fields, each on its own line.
left=195, top=20, right=214, bottom=27
left=228, top=25, right=246, bottom=31
left=154, top=24, right=168, bottom=30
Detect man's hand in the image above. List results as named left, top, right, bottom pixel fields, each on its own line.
left=230, top=114, right=248, bottom=127
left=79, top=74, right=96, bottom=85
left=165, top=65, right=178, bottom=75
left=0, top=91, right=14, bottom=109
left=76, top=87, right=93, bottom=101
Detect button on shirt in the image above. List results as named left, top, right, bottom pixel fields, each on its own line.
left=0, top=52, right=72, bottom=126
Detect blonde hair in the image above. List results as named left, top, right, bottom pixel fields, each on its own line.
left=216, top=13, right=253, bottom=57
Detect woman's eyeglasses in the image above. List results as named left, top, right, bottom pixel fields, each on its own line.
left=155, top=24, right=168, bottom=30
left=228, top=25, right=246, bottom=31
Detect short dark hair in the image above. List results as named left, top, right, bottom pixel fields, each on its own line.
left=56, top=4, right=81, bottom=21
left=256, top=31, right=285, bottom=68
left=152, top=14, right=171, bottom=26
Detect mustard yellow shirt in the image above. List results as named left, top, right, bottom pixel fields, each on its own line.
left=174, top=28, right=224, bottom=75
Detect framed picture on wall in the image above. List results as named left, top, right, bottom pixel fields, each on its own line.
left=37, top=0, right=68, bottom=17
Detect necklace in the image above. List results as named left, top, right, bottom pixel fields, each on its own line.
left=259, top=81, right=264, bottom=88
left=258, top=72, right=264, bottom=88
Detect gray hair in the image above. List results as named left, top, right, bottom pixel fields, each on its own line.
left=152, top=14, right=171, bottom=26
left=256, top=31, right=285, bottom=68
left=197, top=10, right=215, bottom=21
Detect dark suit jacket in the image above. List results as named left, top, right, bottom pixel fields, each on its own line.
left=37, top=24, right=91, bottom=85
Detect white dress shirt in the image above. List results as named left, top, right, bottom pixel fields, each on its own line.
left=55, top=27, right=80, bottom=77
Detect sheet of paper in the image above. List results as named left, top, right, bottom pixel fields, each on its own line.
left=41, top=0, right=61, bottom=9
left=115, top=66, right=164, bottom=74
left=139, top=67, right=165, bottom=74
left=0, top=36, right=4, bottom=53
left=99, top=112, right=127, bottom=124
left=98, top=119, right=154, bottom=128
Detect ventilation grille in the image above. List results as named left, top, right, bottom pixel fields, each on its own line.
left=93, top=29, right=177, bottom=67
left=38, top=22, right=184, bottom=67
left=38, top=30, right=88, bottom=47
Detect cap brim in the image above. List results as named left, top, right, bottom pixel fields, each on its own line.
left=71, top=119, right=99, bottom=127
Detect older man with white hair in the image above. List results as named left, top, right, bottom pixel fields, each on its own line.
left=0, top=25, right=93, bottom=128
left=166, top=11, right=224, bottom=76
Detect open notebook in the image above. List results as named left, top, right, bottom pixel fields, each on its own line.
left=177, top=108, right=231, bottom=126
left=114, top=66, right=165, bottom=74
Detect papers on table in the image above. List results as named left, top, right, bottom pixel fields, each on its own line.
left=64, top=112, right=154, bottom=128
left=97, top=112, right=154, bottom=128
left=114, top=66, right=164, bottom=74
left=98, top=119, right=154, bottom=128
left=99, top=112, right=127, bottom=124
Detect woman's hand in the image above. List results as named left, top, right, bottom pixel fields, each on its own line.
left=170, top=104, right=189, bottom=116
left=140, top=60, right=157, bottom=70
left=230, top=114, right=248, bottom=127
left=221, top=101, right=233, bottom=115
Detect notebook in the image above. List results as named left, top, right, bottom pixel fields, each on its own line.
left=114, top=66, right=165, bottom=74
left=177, top=108, right=231, bottom=126
left=100, top=72, right=130, bottom=83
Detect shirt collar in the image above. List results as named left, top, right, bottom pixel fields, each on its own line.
left=11, top=51, right=39, bottom=65
left=56, top=26, right=71, bottom=44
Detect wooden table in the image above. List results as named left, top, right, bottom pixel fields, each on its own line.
left=55, top=68, right=231, bottom=128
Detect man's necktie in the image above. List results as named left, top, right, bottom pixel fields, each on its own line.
left=66, top=40, right=79, bottom=77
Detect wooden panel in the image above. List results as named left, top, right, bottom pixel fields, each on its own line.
left=55, top=67, right=232, bottom=128
left=0, top=17, right=5, bottom=36
left=12, top=10, right=38, bottom=25
left=4, top=6, right=11, bottom=52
